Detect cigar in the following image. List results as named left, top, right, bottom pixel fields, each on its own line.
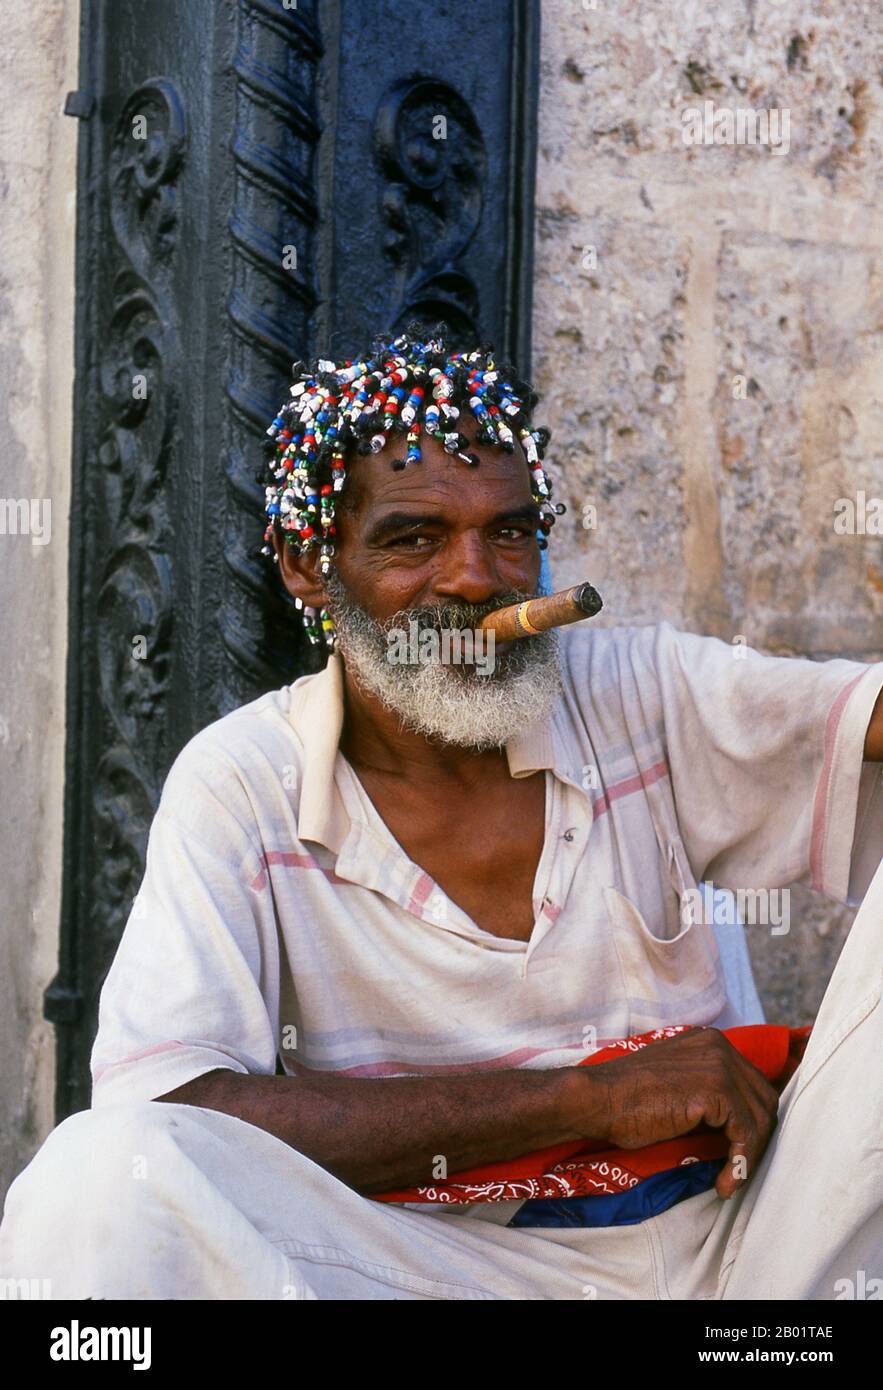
left=478, top=583, right=603, bottom=641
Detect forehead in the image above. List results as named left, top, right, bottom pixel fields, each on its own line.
left=340, top=412, right=533, bottom=519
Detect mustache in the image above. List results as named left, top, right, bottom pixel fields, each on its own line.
left=379, top=589, right=539, bottom=635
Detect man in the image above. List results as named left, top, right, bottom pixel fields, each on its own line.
left=1, top=328, right=882, bottom=1299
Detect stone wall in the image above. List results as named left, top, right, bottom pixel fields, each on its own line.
left=0, top=0, right=79, bottom=1199
left=1, top=0, right=881, bottom=1202
left=533, top=0, right=883, bottom=1022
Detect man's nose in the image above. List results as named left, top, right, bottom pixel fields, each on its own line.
left=430, top=533, right=507, bottom=607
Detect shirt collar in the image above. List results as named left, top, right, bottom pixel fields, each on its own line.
left=287, top=651, right=573, bottom=854
left=289, top=652, right=350, bottom=853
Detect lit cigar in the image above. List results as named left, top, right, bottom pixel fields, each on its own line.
left=478, top=583, right=603, bottom=641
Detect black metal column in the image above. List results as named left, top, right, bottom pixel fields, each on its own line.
left=47, top=0, right=541, bottom=1119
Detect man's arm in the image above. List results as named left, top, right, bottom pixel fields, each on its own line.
left=635, top=623, right=883, bottom=905
left=157, top=1066, right=595, bottom=1193
left=156, top=1028, right=779, bottom=1201
left=864, top=686, right=883, bottom=760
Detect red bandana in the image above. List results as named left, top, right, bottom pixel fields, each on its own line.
left=372, top=1024, right=812, bottom=1205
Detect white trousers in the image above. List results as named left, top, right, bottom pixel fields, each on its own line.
left=2, top=863, right=881, bottom=1300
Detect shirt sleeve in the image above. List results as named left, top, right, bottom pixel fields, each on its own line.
left=89, top=740, right=281, bottom=1109
left=645, top=620, right=883, bottom=907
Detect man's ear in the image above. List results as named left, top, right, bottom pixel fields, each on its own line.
left=272, top=531, right=329, bottom=609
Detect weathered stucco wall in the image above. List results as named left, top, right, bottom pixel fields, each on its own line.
left=1, top=0, right=880, bottom=1204
left=0, top=0, right=79, bottom=1199
left=533, top=0, right=883, bottom=1022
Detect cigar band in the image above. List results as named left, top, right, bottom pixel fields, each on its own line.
left=514, top=601, right=540, bottom=636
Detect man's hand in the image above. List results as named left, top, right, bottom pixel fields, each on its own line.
left=577, top=1027, right=781, bottom=1200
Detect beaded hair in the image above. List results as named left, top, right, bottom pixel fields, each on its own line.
left=260, top=322, right=564, bottom=651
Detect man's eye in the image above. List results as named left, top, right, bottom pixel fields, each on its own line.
left=389, top=528, right=533, bottom=546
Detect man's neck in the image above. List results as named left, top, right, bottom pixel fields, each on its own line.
left=337, top=663, right=511, bottom=788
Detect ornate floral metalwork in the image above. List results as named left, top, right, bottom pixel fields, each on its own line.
left=375, top=78, right=487, bottom=344
left=45, top=78, right=186, bottom=1049
left=219, top=0, right=324, bottom=707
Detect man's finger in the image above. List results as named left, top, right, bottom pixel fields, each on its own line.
left=715, top=1098, right=762, bottom=1198
left=717, top=1139, right=751, bottom=1199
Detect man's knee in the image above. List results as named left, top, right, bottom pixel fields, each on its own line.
left=0, top=1101, right=243, bottom=1298
left=1, top=1102, right=192, bottom=1247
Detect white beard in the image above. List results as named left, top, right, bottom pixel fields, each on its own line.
left=321, top=569, right=564, bottom=751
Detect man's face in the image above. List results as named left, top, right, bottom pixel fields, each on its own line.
left=330, top=409, right=541, bottom=621
left=277, top=412, right=564, bottom=750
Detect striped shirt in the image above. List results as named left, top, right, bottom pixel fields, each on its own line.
left=91, top=621, right=883, bottom=1109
